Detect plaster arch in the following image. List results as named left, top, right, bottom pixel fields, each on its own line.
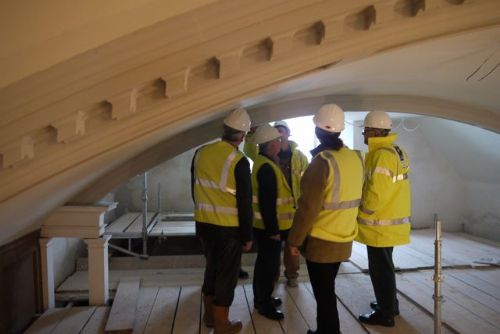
left=1, top=0, right=500, bottom=246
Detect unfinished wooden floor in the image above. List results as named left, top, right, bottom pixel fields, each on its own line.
left=26, top=230, right=500, bottom=334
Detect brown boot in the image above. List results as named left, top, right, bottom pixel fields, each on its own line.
left=213, top=305, right=242, bottom=334
left=202, top=295, right=215, bottom=327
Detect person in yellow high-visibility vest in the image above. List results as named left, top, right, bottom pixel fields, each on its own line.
left=244, top=120, right=308, bottom=287
left=288, top=104, right=364, bottom=334
left=251, top=124, right=294, bottom=321
left=191, top=108, right=253, bottom=334
left=357, top=111, right=411, bottom=328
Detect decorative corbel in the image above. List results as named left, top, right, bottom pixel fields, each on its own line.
left=51, top=111, right=88, bottom=143
left=108, top=88, right=139, bottom=120
left=319, top=17, right=345, bottom=44
left=216, top=49, right=243, bottom=79
left=268, top=31, right=296, bottom=60
left=0, top=135, right=35, bottom=168
left=161, top=67, right=190, bottom=98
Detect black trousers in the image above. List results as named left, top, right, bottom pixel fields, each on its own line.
left=199, top=234, right=242, bottom=307
left=252, top=228, right=283, bottom=306
left=306, top=260, right=341, bottom=334
left=367, top=246, right=397, bottom=317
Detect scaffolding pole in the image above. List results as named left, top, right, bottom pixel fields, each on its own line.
left=433, top=214, right=443, bottom=334
left=142, top=172, right=148, bottom=257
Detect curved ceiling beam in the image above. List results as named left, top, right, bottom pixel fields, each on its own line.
left=71, top=93, right=498, bottom=205
left=1, top=0, right=498, bottom=206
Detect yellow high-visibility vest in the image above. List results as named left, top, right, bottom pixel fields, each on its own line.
left=244, top=139, right=308, bottom=207
left=356, top=134, right=412, bottom=247
left=193, top=141, right=245, bottom=227
left=309, top=148, right=364, bottom=243
left=252, top=155, right=294, bottom=231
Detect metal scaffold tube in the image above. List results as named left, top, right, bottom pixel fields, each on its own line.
left=142, top=172, right=148, bottom=257
left=433, top=213, right=443, bottom=334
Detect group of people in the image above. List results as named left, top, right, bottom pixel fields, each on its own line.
left=191, top=104, right=411, bottom=334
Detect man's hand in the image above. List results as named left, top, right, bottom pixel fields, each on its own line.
left=289, top=245, right=300, bottom=256
left=242, top=241, right=253, bottom=252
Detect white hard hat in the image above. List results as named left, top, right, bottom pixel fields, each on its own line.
left=223, top=108, right=251, bottom=132
left=364, top=111, right=392, bottom=130
left=253, top=124, right=280, bottom=144
left=273, top=120, right=290, bottom=131
left=313, top=104, right=345, bottom=132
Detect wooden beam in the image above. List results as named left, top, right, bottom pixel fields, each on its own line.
left=216, top=49, right=242, bottom=79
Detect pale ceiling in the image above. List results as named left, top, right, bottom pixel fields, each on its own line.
left=0, top=0, right=499, bottom=246
left=245, top=26, right=500, bottom=124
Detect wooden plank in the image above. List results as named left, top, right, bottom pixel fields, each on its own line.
left=25, top=308, right=69, bottom=334
left=105, top=278, right=141, bottom=333
left=398, top=271, right=497, bottom=334
left=172, top=286, right=201, bottom=334
left=52, top=306, right=96, bottom=334
left=410, top=270, right=500, bottom=330
left=144, top=286, right=179, bottom=334
left=466, top=268, right=500, bottom=289
left=443, top=270, right=500, bottom=312
left=407, top=230, right=461, bottom=267
left=336, top=273, right=453, bottom=334
left=81, top=307, right=110, bottom=334
left=105, top=213, right=141, bottom=234
left=242, top=284, right=283, bottom=334
left=275, top=283, right=309, bottom=333
left=125, top=212, right=158, bottom=234
left=150, top=220, right=196, bottom=236
left=302, top=282, right=366, bottom=334
left=133, top=287, right=159, bottom=334
left=350, top=242, right=369, bottom=271
left=449, top=269, right=500, bottom=300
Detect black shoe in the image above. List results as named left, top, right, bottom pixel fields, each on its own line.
left=370, top=300, right=400, bottom=315
left=359, top=310, right=394, bottom=327
left=258, top=305, right=284, bottom=320
left=238, top=268, right=249, bottom=279
left=270, top=296, right=282, bottom=307
left=307, top=330, right=341, bottom=334
left=254, top=296, right=282, bottom=310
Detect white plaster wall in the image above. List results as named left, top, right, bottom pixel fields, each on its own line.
left=114, top=148, right=198, bottom=215
left=418, top=118, right=500, bottom=241
left=52, top=238, right=86, bottom=288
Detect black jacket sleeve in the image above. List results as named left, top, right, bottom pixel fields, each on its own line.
left=235, top=157, right=253, bottom=243
left=190, top=149, right=199, bottom=203
left=257, top=163, right=279, bottom=236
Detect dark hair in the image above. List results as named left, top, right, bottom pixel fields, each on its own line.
left=222, top=125, right=245, bottom=141
left=315, top=127, right=343, bottom=151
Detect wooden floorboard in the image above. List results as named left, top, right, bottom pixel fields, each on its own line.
left=132, top=287, right=159, bottom=334
left=27, top=230, right=500, bottom=334
left=105, top=278, right=140, bottom=333
left=398, top=270, right=498, bottom=334
left=51, top=306, right=96, bottom=334
left=336, top=273, right=453, bottom=334
left=81, top=307, right=110, bottom=334
left=172, top=286, right=202, bottom=334
left=143, top=286, right=179, bottom=334
left=25, top=308, right=69, bottom=334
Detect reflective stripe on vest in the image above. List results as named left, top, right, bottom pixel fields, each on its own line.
left=357, top=216, right=410, bottom=226
left=254, top=212, right=294, bottom=221
left=195, top=203, right=238, bottom=215
left=252, top=196, right=294, bottom=205
left=373, top=166, right=408, bottom=183
left=321, top=151, right=362, bottom=211
left=195, top=150, right=239, bottom=195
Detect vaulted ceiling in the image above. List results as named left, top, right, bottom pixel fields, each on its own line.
left=1, top=0, right=499, bottom=245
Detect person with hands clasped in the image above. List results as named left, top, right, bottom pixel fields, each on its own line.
left=288, top=104, right=364, bottom=334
